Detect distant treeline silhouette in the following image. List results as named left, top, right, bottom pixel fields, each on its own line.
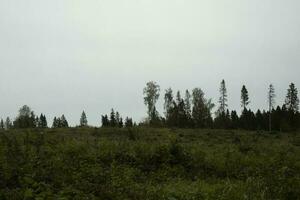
left=142, top=81, right=299, bottom=131
left=0, top=107, right=134, bottom=130
left=0, top=81, right=299, bottom=131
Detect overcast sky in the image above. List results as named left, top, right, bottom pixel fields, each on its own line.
left=0, top=0, right=299, bottom=126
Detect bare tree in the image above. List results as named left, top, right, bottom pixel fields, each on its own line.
left=164, top=88, right=174, bottom=119
left=268, top=84, right=275, bottom=131
left=218, top=79, right=228, bottom=115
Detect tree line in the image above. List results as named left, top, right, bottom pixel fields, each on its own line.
left=143, top=81, right=300, bottom=131
left=0, top=107, right=134, bottom=130
left=0, top=81, right=299, bottom=131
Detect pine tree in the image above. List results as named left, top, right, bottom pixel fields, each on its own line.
left=285, top=83, right=299, bottom=112
left=241, top=85, right=250, bottom=110
left=268, top=84, right=276, bottom=131
left=80, top=111, right=88, bottom=127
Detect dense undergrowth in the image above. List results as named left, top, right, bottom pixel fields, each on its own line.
left=0, top=128, right=300, bottom=199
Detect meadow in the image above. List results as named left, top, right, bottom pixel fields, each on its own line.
left=0, top=128, right=300, bottom=199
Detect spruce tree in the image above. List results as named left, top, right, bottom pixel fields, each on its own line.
left=52, top=117, right=58, bottom=128
left=167, top=101, right=178, bottom=127
left=101, top=115, right=109, bottom=127
left=241, top=85, right=250, bottom=110
left=230, top=110, right=239, bottom=129
left=38, top=114, right=47, bottom=128
left=80, top=111, right=88, bottom=127
left=118, top=117, right=123, bottom=128
left=110, top=109, right=116, bottom=127
left=61, top=115, right=68, bottom=127
left=177, top=99, right=187, bottom=127
left=38, top=114, right=43, bottom=128
left=35, top=116, right=39, bottom=127
left=172, top=91, right=188, bottom=127
left=43, top=115, right=48, bottom=128
left=214, top=80, right=229, bottom=129
left=285, top=83, right=299, bottom=112
left=256, top=109, right=264, bottom=130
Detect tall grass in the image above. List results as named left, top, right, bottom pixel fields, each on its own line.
left=0, top=128, right=299, bottom=199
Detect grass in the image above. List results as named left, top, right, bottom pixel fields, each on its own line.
left=0, top=127, right=300, bottom=199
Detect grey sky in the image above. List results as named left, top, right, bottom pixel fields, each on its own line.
left=0, top=0, right=299, bottom=126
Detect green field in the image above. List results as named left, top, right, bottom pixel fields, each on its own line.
left=0, top=128, right=300, bottom=199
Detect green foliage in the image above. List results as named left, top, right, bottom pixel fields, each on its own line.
left=13, top=105, right=36, bottom=129
left=37, top=114, right=47, bottom=128
left=102, top=109, right=130, bottom=128
left=218, top=79, right=228, bottom=114
left=192, top=88, right=214, bottom=128
left=241, top=85, right=250, bottom=110
left=0, top=128, right=300, bottom=199
left=52, top=115, right=69, bottom=128
left=285, top=82, right=299, bottom=112
left=79, top=111, right=88, bottom=127
left=144, top=81, right=160, bottom=123
left=0, top=119, right=4, bottom=130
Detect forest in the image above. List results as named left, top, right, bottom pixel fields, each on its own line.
left=1, top=80, right=299, bottom=131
